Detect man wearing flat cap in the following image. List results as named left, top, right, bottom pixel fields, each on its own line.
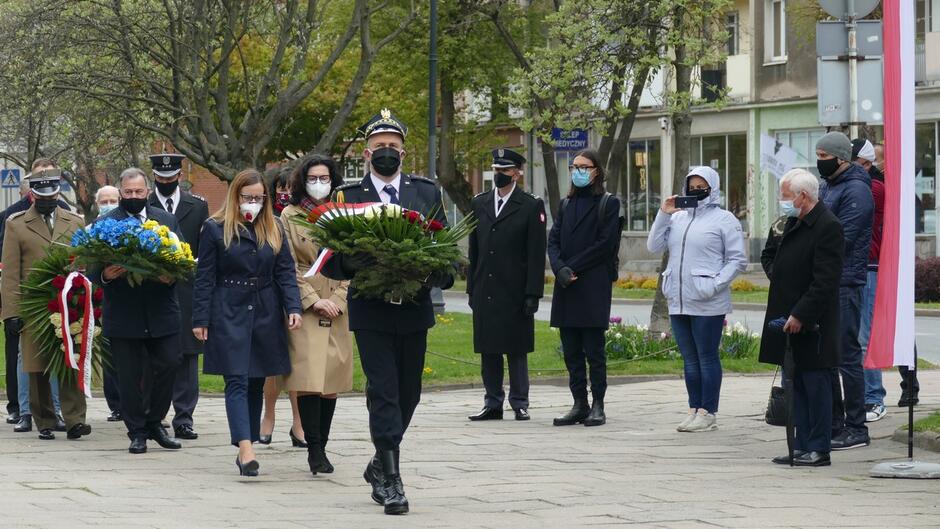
left=814, top=131, right=873, bottom=451
left=467, top=148, right=545, bottom=422
left=147, top=152, right=209, bottom=441
left=0, top=160, right=89, bottom=441
left=321, top=108, right=452, bottom=515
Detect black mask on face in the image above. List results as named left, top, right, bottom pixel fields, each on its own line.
left=120, top=197, right=147, bottom=215
left=370, top=147, right=402, bottom=177
left=494, top=171, right=513, bottom=188
left=687, top=187, right=711, bottom=201
left=817, top=157, right=841, bottom=178
left=35, top=198, right=57, bottom=215
left=154, top=179, right=179, bottom=196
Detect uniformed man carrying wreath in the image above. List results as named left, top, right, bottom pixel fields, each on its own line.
left=321, top=108, right=453, bottom=515
left=467, top=148, right=546, bottom=422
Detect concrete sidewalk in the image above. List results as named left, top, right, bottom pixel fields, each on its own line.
left=1, top=372, right=938, bottom=529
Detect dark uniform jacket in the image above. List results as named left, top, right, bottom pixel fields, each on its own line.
left=759, top=202, right=844, bottom=370
left=321, top=173, right=452, bottom=334
left=547, top=189, right=621, bottom=329
left=148, top=190, right=210, bottom=355
left=193, top=219, right=302, bottom=377
left=94, top=206, right=182, bottom=339
left=467, top=186, right=546, bottom=354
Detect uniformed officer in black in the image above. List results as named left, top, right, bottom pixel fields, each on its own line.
left=467, top=148, right=546, bottom=422
left=321, top=108, right=452, bottom=515
left=148, top=153, right=210, bottom=440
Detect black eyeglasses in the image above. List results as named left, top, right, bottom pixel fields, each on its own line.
left=569, top=164, right=596, bottom=171
left=239, top=193, right=266, bottom=203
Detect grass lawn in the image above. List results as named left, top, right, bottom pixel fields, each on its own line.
left=910, top=411, right=940, bottom=433
left=0, top=313, right=776, bottom=394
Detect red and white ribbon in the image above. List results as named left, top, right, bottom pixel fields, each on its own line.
left=59, top=272, right=95, bottom=398
left=303, top=201, right=382, bottom=279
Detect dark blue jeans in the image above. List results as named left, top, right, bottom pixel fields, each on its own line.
left=223, top=376, right=265, bottom=446
left=794, top=368, right=834, bottom=453
left=670, top=315, right=725, bottom=414
left=832, top=286, right=868, bottom=436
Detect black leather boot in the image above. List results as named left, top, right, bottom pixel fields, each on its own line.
left=583, top=398, right=606, bottom=426
left=379, top=449, right=409, bottom=515
left=298, top=395, right=330, bottom=475
left=317, top=398, right=336, bottom=473
left=363, top=453, right=385, bottom=504
left=553, top=397, right=590, bottom=426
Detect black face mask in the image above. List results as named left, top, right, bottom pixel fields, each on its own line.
left=120, top=197, right=147, bottom=215
left=687, top=187, right=711, bottom=202
left=35, top=198, right=57, bottom=215
left=155, top=179, right=179, bottom=196
left=817, top=157, right=841, bottom=178
left=869, top=165, right=884, bottom=182
left=370, top=147, right=402, bottom=177
left=494, top=171, right=513, bottom=189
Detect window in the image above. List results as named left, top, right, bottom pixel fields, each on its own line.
left=915, top=121, right=937, bottom=234
left=774, top=128, right=827, bottom=175
left=624, top=140, right=661, bottom=231
left=343, top=157, right=364, bottom=182
left=690, top=134, right=749, bottom=230
left=727, top=12, right=739, bottom=56
left=765, top=0, right=787, bottom=62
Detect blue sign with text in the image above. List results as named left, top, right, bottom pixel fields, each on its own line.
left=550, top=128, right=589, bottom=151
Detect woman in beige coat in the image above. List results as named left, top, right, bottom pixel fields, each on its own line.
left=281, top=155, right=353, bottom=475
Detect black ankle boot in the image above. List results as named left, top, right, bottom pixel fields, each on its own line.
left=379, top=449, right=409, bottom=515
left=297, top=395, right=325, bottom=475
left=553, top=397, right=590, bottom=426
left=317, top=398, right=336, bottom=473
left=583, top=398, right=606, bottom=426
left=364, top=453, right=385, bottom=504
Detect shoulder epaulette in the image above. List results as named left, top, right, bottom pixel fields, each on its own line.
left=526, top=192, right=543, bottom=201
left=190, top=193, right=206, bottom=201
left=409, top=175, right=437, bottom=185
left=335, top=181, right=361, bottom=191
left=473, top=190, right=488, bottom=199
left=60, top=208, right=83, bottom=218
left=7, top=211, right=27, bottom=221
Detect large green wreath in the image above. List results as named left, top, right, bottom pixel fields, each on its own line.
left=18, top=245, right=109, bottom=382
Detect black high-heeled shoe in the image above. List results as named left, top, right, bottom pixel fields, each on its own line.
left=289, top=427, right=308, bottom=448
left=258, top=433, right=272, bottom=445
left=235, top=456, right=260, bottom=477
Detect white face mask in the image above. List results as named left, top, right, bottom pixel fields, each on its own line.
left=239, top=202, right=262, bottom=222
left=98, top=203, right=118, bottom=217
left=306, top=181, right=331, bottom=201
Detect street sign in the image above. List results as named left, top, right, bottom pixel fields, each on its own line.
left=817, top=58, right=885, bottom=125
left=818, top=0, right=880, bottom=19
left=1, top=169, right=21, bottom=189
left=817, top=20, right=883, bottom=57
left=550, top=128, right=589, bottom=151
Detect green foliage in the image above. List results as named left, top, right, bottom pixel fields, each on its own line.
left=605, top=321, right=761, bottom=362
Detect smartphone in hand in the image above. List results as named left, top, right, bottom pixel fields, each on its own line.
left=675, top=196, right=699, bottom=209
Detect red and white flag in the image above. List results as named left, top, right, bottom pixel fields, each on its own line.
left=865, top=0, right=916, bottom=369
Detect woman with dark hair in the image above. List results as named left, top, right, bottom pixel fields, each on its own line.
left=547, top=149, right=622, bottom=427
left=271, top=169, right=292, bottom=217
left=280, top=154, right=353, bottom=475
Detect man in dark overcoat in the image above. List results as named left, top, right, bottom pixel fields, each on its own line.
left=467, top=148, right=546, bottom=422
left=95, top=167, right=183, bottom=455
left=321, top=109, right=452, bottom=515
left=147, top=153, right=210, bottom=440
left=760, top=169, right=844, bottom=467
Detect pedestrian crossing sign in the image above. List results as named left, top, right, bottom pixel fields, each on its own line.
left=1, top=169, right=21, bottom=188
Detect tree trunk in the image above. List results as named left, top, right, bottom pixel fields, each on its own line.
left=437, top=74, right=474, bottom=214
left=539, top=133, right=562, bottom=217
left=606, top=64, right=651, bottom=195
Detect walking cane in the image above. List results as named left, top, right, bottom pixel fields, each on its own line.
left=783, top=332, right=795, bottom=468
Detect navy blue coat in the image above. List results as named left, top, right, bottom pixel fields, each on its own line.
left=95, top=206, right=182, bottom=339
left=192, top=219, right=302, bottom=377
left=819, top=162, right=873, bottom=287
left=547, top=190, right=621, bottom=328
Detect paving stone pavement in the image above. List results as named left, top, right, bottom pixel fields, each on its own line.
left=1, top=372, right=938, bottom=529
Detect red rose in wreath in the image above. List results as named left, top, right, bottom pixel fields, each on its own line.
left=425, top=220, right=444, bottom=232
left=47, top=299, right=61, bottom=313
left=93, top=307, right=102, bottom=320
left=92, top=289, right=104, bottom=302
left=405, top=211, right=422, bottom=224
left=51, top=275, right=67, bottom=289
left=68, top=308, right=79, bottom=321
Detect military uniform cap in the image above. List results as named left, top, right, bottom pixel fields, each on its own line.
left=491, top=148, right=526, bottom=169
left=358, top=108, right=408, bottom=140
left=150, top=153, right=186, bottom=178
left=28, top=169, right=62, bottom=197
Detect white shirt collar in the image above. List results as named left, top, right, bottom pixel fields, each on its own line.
left=155, top=186, right=182, bottom=212
left=370, top=173, right=402, bottom=204
left=494, top=184, right=516, bottom=215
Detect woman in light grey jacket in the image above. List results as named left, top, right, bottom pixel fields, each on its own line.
left=647, top=166, right=747, bottom=432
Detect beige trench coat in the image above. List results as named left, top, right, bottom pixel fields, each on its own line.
left=281, top=204, right=353, bottom=394
left=1, top=205, right=86, bottom=373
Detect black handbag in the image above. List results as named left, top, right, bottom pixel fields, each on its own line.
left=764, top=367, right=787, bottom=427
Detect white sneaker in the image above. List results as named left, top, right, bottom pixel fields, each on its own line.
left=676, top=413, right=697, bottom=432
left=684, top=412, right=717, bottom=432
left=865, top=403, right=887, bottom=422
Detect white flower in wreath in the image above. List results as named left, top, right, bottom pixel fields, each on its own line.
left=53, top=326, right=63, bottom=338
left=74, top=334, right=82, bottom=345
left=49, top=313, right=62, bottom=327
left=93, top=327, right=102, bottom=337
left=69, top=321, right=82, bottom=335
left=363, top=203, right=402, bottom=219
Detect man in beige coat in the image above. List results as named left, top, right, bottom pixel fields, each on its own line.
left=1, top=168, right=88, bottom=440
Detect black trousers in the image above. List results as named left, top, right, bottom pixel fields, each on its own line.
left=794, top=368, right=834, bottom=453
left=172, top=354, right=200, bottom=429
left=481, top=353, right=529, bottom=410
left=4, top=323, right=18, bottom=415
left=559, top=327, right=608, bottom=401
left=111, top=334, right=181, bottom=440
left=355, top=329, right=426, bottom=452
left=103, top=361, right=120, bottom=413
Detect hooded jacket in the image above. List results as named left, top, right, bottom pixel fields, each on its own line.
left=818, top=162, right=873, bottom=286
left=646, top=167, right=748, bottom=316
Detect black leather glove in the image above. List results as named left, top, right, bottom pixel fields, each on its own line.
left=523, top=296, right=539, bottom=316
left=4, top=317, right=23, bottom=334
left=340, top=252, right=376, bottom=275
left=556, top=267, right=576, bottom=288
left=426, top=269, right=453, bottom=289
